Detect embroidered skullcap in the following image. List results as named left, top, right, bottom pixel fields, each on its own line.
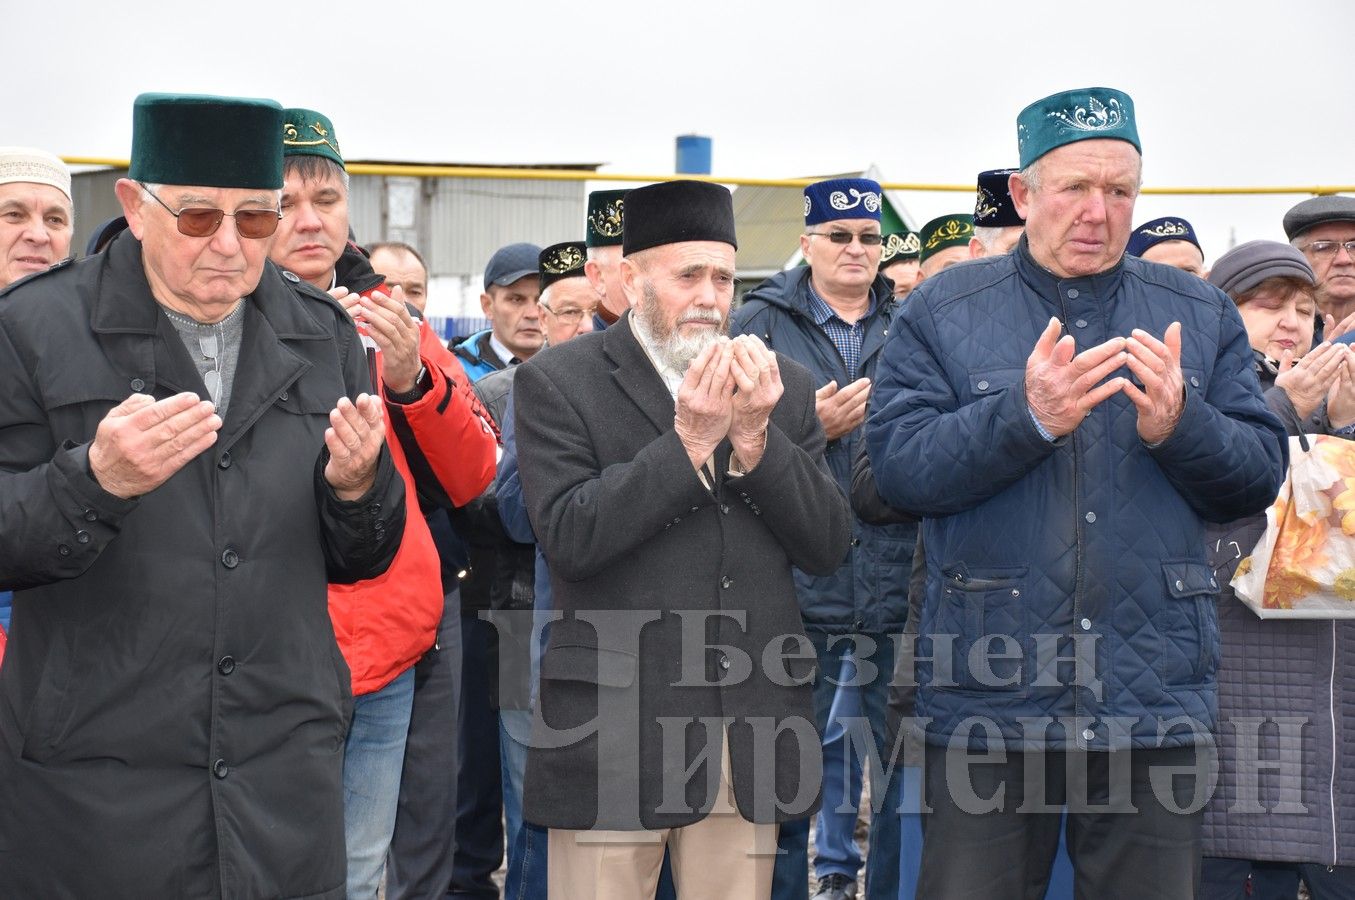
left=130, top=93, right=284, bottom=189
left=539, top=241, right=587, bottom=292
left=880, top=230, right=921, bottom=266
left=282, top=108, right=345, bottom=170
left=804, top=178, right=882, bottom=227
left=1017, top=87, right=1140, bottom=170
left=586, top=190, right=627, bottom=248
left=973, top=169, right=1023, bottom=228
left=1126, top=217, right=1201, bottom=258
left=622, top=181, right=737, bottom=255
left=918, top=214, right=974, bottom=263
left=0, top=147, right=71, bottom=200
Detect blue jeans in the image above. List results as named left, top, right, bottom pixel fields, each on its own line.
left=773, top=631, right=897, bottom=900
left=499, top=707, right=532, bottom=894
left=815, top=654, right=865, bottom=880
left=343, top=667, right=415, bottom=900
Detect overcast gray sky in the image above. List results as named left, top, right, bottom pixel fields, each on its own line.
left=10, top=0, right=1353, bottom=264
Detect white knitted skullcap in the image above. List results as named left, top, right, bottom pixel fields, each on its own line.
left=0, top=147, right=72, bottom=200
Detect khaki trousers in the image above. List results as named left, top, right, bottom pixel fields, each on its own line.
left=546, top=733, right=777, bottom=899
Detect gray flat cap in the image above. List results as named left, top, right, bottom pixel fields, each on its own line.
left=1283, top=195, right=1355, bottom=241
left=1208, top=240, right=1315, bottom=299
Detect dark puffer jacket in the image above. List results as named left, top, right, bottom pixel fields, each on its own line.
left=1203, top=352, right=1355, bottom=866
left=866, top=238, right=1287, bottom=751
left=731, top=267, right=914, bottom=635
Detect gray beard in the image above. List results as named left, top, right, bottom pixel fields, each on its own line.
left=633, top=281, right=727, bottom=373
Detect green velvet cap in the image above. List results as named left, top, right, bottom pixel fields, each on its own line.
left=1017, top=86, right=1140, bottom=169
left=586, top=189, right=626, bottom=247
left=880, top=230, right=921, bottom=265
left=918, top=214, right=974, bottom=263
left=129, top=93, right=284, bottom=189
left=282, top=108, right=345, bottom=169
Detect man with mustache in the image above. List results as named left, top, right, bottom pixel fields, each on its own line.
left=732, top=177, right=909, bottom=900
left=514, top=179, right=850, bottom=899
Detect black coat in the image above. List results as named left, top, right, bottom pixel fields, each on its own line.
left=0, top=232, right=405, bottom=899
left=513, top=313, right=851, bottom=830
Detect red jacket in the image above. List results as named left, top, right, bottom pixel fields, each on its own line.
left=328, top=285, right=497, bottom=695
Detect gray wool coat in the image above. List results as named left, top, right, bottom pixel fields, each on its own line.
left=513, top=313, right=851, bottom=831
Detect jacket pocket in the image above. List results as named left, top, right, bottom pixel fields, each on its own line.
left=20, top=627, right=82, bottom=763
left=1157, top=560, right=1221, bottom=686
left=539, top=644, right=638, bottom=688
left=933, top=565, right=1029, bottom=692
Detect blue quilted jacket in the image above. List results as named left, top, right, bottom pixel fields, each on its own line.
left=732, top=268, right=915, bottom=634
left=865, top=239, right=1288, bottom=751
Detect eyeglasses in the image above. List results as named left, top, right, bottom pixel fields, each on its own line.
left=140, top=183, right=282, bottom=239
left=540, top=303, right=598, bottom=325
left=1301, top=240, right=1355, bottom=259
left=806, top=230, right=884, bottom=246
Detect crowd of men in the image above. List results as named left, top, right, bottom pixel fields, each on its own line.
left=0, top=84, right=1351, bottom=900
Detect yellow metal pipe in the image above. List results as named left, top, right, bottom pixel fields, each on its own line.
left=59, top=157, right=1355, bottom=197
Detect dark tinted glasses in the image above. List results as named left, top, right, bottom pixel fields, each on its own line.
left=140, top=183, right=281, bottom=239
left=806, top=230, right=884, bottom=246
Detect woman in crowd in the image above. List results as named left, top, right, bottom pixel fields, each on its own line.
left=1201, top=240, right=1355, bottom=900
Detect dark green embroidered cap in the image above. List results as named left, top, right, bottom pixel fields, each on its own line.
left=586, top=190, right=626, bottom=248
left=1017, top=87, right=1140, bottom=169
left=918, top=214, right=974, bottom=263
left=282, top=108, right=344, bottom=169
left=129, top=93, right=284, bottom=189
left=880, top=230, right=921, bottom=265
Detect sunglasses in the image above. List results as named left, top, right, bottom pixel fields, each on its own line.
left=140, top=183, right=282, bottom=239
left=806, top=230, right=884, bottom=246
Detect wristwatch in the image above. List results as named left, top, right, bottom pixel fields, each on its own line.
left=385, top=365, right=429, bottom=404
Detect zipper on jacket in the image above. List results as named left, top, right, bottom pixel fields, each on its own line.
left=1330, top=619, right=1339, bottom=866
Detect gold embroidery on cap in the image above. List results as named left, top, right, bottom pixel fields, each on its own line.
left=283, top=121, right=341, bottom=157
left=542, top=245, right=585, bottom=275
left=589, top=198, right=625, bottom=238
left=924, top=219, right=974, bottom=250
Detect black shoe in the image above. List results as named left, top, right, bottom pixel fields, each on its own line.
left=811, top=873, right=857, bottom=900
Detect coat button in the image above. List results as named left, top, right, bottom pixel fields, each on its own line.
left=221, top=549, right=240, bottom=569
left=1175, top=579, right=1185, bottom=591
left=851, top=538, right=861, bottom=547
left=1190, top=376, right=1200, bottom=388
left=213, top=758, right=229, bottom=778
left=1067, top=288, right=1080, bottom=299
left=82, top=509, right=98, bottom=522
left=130, top=378, right=146, bottom=392
left=1084, top=512, right=1096, bottom=524
left=718, top=653, right=731, bottom=671
left=720, top=576, right=732, bottom=589
left=218, top=451, right=232, bottom=469
left=853, top=619, right=865, bottom=630
left=279, top=391, right=289, bottom=402
left=719, top=504, right=730, bottom=515
left=1081, top=728, right=1094, bottom=742
left=57, top=543, right=71, bottom=557
left=218, top=656, right=236, bottom=675
left=1080, top=618, right=1092, bottom=631
left=283, top=270, right=300, bottom=283
left=689, top=507, right=699, bottom=513
left=75, top=530, right=91, bottom=544
left=977, top=380, right=990, bottom=391
left=1075, top=319, right=1088, bottom=328
left=368, top=502, right=382, bottom=514
left=672, top=517, right=681, bottom=525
